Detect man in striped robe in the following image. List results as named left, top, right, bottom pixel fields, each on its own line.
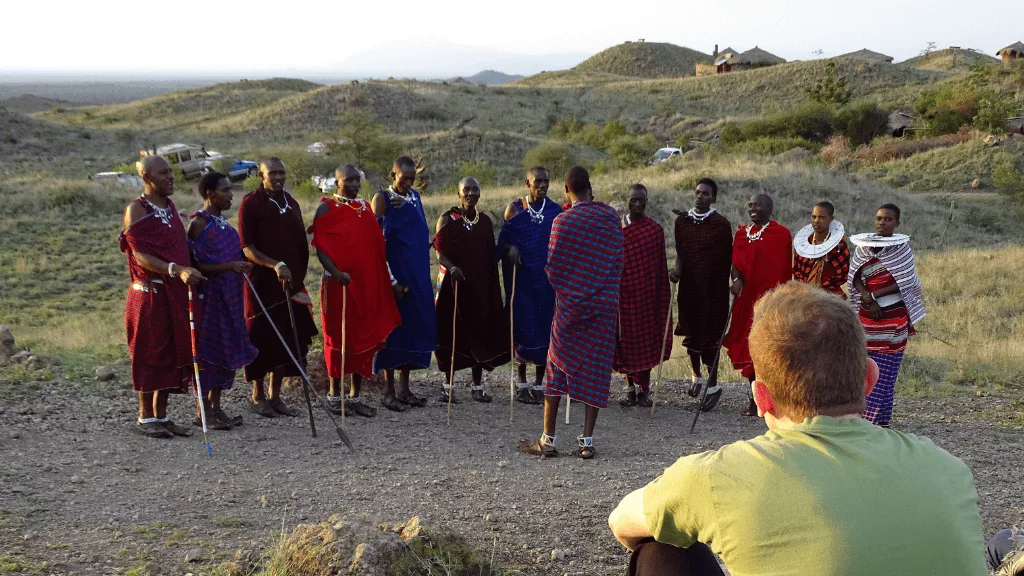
left=518, top=167, right=623, bottom=460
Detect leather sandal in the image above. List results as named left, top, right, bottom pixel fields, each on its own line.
left=635, top=391, right=653, bottom=408
left=471, top=388, right=492, bottom=403
left=700, top=385, right=723, bottom=412
left=136, top=420, right=172, bottom=439
left=250, top=398, right=278, bottom=418
left=214, top=408, right=243, bottom=427
left=515, top=387, right=537, bottom=405
left=396, top=391, right=427, bottom=407
left=517, top=437, right=558, bottom=458
left=346, top=398, right=377, bottom=418
left=195, top=414, right=232, bottom=431
left=380, top=395, right=406, bottom=412
left=619, top=388, right=637, bottom=407
left=574, top=435, right=596, bottom=459
left=268, top=397, right=299, bottom=417
left=439, top=388, right=460, bottom=404
left=161, top=420, right=192, bottom=437
left=688, top=377, right=705, bottom=398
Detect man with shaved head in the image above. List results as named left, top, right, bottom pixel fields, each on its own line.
left=497, top=166, right=562, bottom=404
left=237, top=158, right=318, bottom=418
left=433, top=177, right=510, bottom=402
left=310, top=165, right=400, bottom=418
left=120, top=154, right=206, bottom=438
left=723, top=192, right=792, bottom=416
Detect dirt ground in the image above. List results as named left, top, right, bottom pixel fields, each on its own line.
left=1, top=368, right=1022, bottom=576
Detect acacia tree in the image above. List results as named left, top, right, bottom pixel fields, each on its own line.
left=327, top=109, right=403, bottom=180
left=806, top=61, right=852, bottom=107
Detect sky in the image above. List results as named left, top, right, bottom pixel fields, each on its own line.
left=3, top=0, right=1021, bottom=79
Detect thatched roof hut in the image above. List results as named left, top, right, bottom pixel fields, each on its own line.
left=839, top=49, right=894, bottom=63
left=888, top=111, right=915, bottom=137
left=997, top=41, right=1024, bottom=65
left=727, top=47, right=786, bottom=70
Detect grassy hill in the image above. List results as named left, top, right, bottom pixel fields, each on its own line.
left=461, top=70, right=524, bottom=85
left=901, top=47, right=1000, bottom=72
left=0, top=109, right=115, bottom=167
left=0, top=94, right=82, bottom=115
left=573, top=41, right=712, bottom=78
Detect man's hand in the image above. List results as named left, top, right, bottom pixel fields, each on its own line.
left=508, top=245, right=524, bottom=266
left=448, top=266, right=466, bottom=282
left=275, top=263, right=293, bottom=285
left=178, top=267, right=206, bottom=286
left=335, top=271, right=352, bottom=286
left=669, top=269, right=680, bottom=284
left=730, top=278, right=744, bottom=297
left=392, top=284, right=409, bottom=301
left=228, top=261, right=253, bottom=274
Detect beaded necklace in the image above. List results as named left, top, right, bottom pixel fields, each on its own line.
left=457, top=209, right=480, bottom=230
left=687, top=207, right=716, bottom=224
left=333, top=195, right=368, bottom=216
left=264, top=189, right=290, bottom=214
left=745, top=220, right=770, bottom=242
left=522, top=196, right=548, bottom=224
left=138, top=195, right=174, bottom=227
left=205, top=211, right=230, bottom=230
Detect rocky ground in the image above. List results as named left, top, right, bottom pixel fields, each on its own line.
left=1, top=364, right=1022, bottom=576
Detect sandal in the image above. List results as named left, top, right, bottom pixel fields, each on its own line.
left=530, top=387, right=546, bottom=404
left=439, top=388, right=460, bottom=404
left=136, top=419, right=172, bottom=439
left=515, top=387, right=538, bottom=405
left=346, top=398, right=377, bottom=418
left=619, top=388, right=637, bottom=407
left=214, top=408, right=243, bottom=427
left=688, top=377, right=705, bottom=398
left=742, top=397, right=758, bottom=417
left=161, top=420, right=192, bottom=437
left=700, top=385, right=722, bottom=412
left=471, top=388, right=492, bottom=403
left=380, top=395, right=406, bottom=412
left=194, top=414, right=232, bottom=431
left=635, top=391, right=653, bottom=408
left=326, top=395, right=347, bottom=416
left=268, top=397, right=299, bottom=417
left=516, top=436, right=558, bottom=458
left=574, top=435, right=596, bottom=460
left=250, top=398, right=278, bottom=418
left=396, top=391, right=427, bottom=407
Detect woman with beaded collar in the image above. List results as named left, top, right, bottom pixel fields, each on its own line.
left=793, top=201, right=850, bottom=299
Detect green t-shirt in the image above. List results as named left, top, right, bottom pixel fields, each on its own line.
left=643, top=416, right=986, bottom=576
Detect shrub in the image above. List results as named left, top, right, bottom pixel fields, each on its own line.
left=992, top=152, right=1024, bottom=198
left=411, top=103, right=449, bottom=122
left=806, top=61, right=852, bottom=106
left=609, top=134, right=659, bottom=169
left=848, top=128, right=973, bottom=166
left=973, top=97, right=1019, bottom=134
left=329, top=109, right=404, bottom=178
left=523, top=141, right=579, bottom=178
left=721, top=103, right=836, bottom=144
left=915, top=83, right=986, bottom=136
left=727, top=136, right=819, bottom=156
left=820, top=135, right=852, bottom=167
left=242, top=175, right=261, bottom=192
left=291, top=179, right=322, bottom=200
left=835, top=102, right=890, bottom=147
left=457, top=159, right=497, bottom=186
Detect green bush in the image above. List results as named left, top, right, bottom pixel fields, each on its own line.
left=806, top=61, right=852, bottom=106
left=992, top=152, right=1024, bottom=198
left=242, top=175, right=261, bottom=192
left=523, top=141, right=579, bottom=179
left=609, top=134, right=659, bottom=169
left=726, top=137, right=819, bottom=156
left=721, top=103, right=837, bottom=144
left=329, top=109, right=404, bottom=178
left=457, top=159, right=497, bottom=186
left=835, top=102, right=890, bottom=146
left=914, top=83, right=985, bottom=136
left=973, top=97, right=1019, bottom=134
left=291, top=179, right=322, bottom=200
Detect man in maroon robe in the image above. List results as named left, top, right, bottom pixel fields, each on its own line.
left=119, top=155, right=206, bottom=438
left=723, top=193, right=792, bottom=416
left=433, top=177, right=510, bottom=403
left=614, top=184, right=672, bottom=408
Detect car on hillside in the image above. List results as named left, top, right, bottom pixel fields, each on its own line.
left=90, top=171, right=144, bottom=189
left=140, top=143, right=212, bottom=179
left=203, top=152, right=259, bottom=181
left=647, top=147, right=683, bottom=165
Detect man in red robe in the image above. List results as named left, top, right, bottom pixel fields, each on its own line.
left=119, top=155, right=206, bottom=438
left=310, top=165, right=401, bottom=418
left=614, top=184, right=671, bottom=408
left=723, top=193, right=792, bottom=416
left=433, top=177, right=510, bottom=403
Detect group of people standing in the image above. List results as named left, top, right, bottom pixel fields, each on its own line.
left=119, top=152, right=925, bottom=454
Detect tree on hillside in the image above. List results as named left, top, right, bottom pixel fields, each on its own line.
left=806, top=61, right=852, bottom=107
left=328, top=109, right=403, bottom=179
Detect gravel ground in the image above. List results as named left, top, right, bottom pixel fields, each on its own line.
left=1, top=368, right=1021, bottom=576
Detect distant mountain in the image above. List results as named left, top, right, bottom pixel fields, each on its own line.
left=0, top=94, right=83, bottom=114
left=574, top=41, right=713, bottom=78
left=458, top=70, right=525, bottom=85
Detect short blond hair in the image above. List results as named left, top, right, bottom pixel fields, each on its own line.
left=749, top=281, right=867, bottom=420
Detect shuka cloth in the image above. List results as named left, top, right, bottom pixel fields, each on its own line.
left=853, top=258, right=916, bottom=353
left=614, top=216, right=672, bottom=374
left=309, top=198, right=400, bottom=379
left=373, top=188, right=436, bottom=371
left=723, top=220, right=792, bottom=379
left=866, top=350, right=904, bottom=425
left=543, top=201, right=623, bottom=408
left=672, top=209, right=733, bottom=355
left=495, top=197, right=562, bottom=365
left=793, top=236, right=850, bottom=299
left=847, top=241, right=926, bottom=326
left=238, top=187, right=317, bottom=382
left=119, top=197, right=193, bottom=393
left=433, top=209, right=510, bottom=372
left=189, top=210, right=257, bottom=392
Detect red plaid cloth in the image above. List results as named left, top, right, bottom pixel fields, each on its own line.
left=794, top=236, right=850, bottom=299
left=614, top=216, right=672, bottom=374
left=544, top=201, right=623, bottom=408
left=119, top=198, right=193, bottom=393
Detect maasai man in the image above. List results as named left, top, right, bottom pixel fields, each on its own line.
left=187, top=171, right=257, bottom=430
left=120, top=155, right=205, bottom=438
left=371, top=156, right=436, bottom=411
left=238, top=158, right=318, bottom=418
left=723, top=193, right=792, bottom=416
left=848, top=204, right=925, bottom=428
left=793, top=201, right=850, bottom=299
left=518, top=167, right=623, bottom=460
left=498, top=166, right=562, bottom=404
left=434, top=177, right=510, bottom=403
left=310, top=165, right=400, bottom=418
left=669, top=178, right=732, bottom=411
left=614, top=184, right=672, bottom=408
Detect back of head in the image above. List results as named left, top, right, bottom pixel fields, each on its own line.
left=198, top=171, right=227, bottom=199
left=750, top=281, right=866, bottom=420
left=393, top=156, right=416, bottom=173
left=565, top=166, right=591, bottom=195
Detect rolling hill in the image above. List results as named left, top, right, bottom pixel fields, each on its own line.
left=461, top=70, right=524, bottom=85
left=573, top=41, right=712, bottom=78
left=901, top=47, right=1000, bottom=72
left=0, top=94, right=83, bottom=115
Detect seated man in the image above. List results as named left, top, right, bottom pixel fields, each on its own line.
left=608, top=281, right=987, bottom=576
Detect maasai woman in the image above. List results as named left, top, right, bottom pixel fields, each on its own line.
left=848, top=203, right=926, bottom=428
left=187, top=172, right=257, bottom=430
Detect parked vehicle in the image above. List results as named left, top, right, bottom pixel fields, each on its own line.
left=204, top=152, right=259, bottom=181
left=90, top=171, right=144, bottom=189
left=647, top=147, right=683, bottom=165
left=139, top=143, right=212, bottom=179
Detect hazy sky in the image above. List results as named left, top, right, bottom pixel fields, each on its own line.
left=4, top=0, right=1021, bottom=79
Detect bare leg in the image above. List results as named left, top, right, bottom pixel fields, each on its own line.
left=542, top=394, right=560, bottom=437
left=251, top=379, right=266, bottom=402
left=208, top=388, right=222, bottom=411
left=267, top=371, right=297, bottom=416
left=138, top=392, right=155, bottom=420
left=154, top=390, right=169, bottom=419
left=534, top=365, right=546, bottom=387
left=329, top=377, right=343, bottom=398
left=398, top=367, right=411, bottom=397
left=688, top=350, right=703, bottom=379
left=350, top=374, right=362, bottom=398
left=384, top=369, right=396, bottom=399
left=743, top=373, right=757, bottom=416
left=517, top=362, right=527, bottom=384
left=471, top=366, right=483, bottom=386
left=582, top=405, right=600, bottom=437
left=268, top=372, right=284, bottom=400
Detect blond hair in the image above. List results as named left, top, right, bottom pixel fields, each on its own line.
left=749, top=281, right=867, bottom=420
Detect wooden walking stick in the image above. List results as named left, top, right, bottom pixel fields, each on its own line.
left=340, top=284, right=347, bottom=429
left=186, top=286, right=212, bottom=456
left=650, top=282, right=678, bottom=416
left=285, top=281, right=317, bottom=438
left=447, top=281, right=459, bottom=426
left=508, top=266, right=517, bottom=423
left=690, top=295, right=735, bottom=433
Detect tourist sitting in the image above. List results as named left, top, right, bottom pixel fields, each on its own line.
left=608, top=281, right=987, bottom=575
